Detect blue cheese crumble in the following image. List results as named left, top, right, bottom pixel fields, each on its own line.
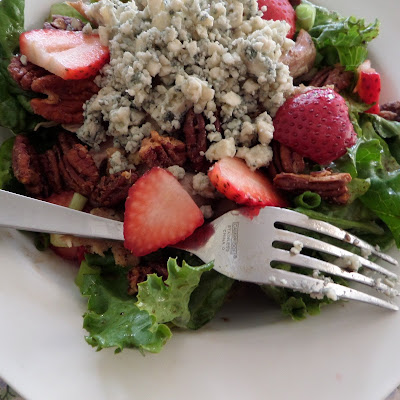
left=78, top=0, right=294, bottom=170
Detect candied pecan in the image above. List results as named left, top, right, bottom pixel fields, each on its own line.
left=39, top=148, right=63, bottom=193
left=56, top=132, right=99, bottom=197
left=273, top=170, right=352, bottom=204
left=268, top=141, right=306, bottom=179
left=280, top=30, right=316, bottom=79
left=8, top=55, right=49, bottom=91
left=43, top=15, right=85, bottom=31
left=139, top=130, right=186, bottom=168
left=12, top=135, right=49, bottom=197
left=30, top=75, right=99, bottom=124
left=90, top=170, right=138, bottom=207
left=184, top=109, right=209, bottom=172
left=309, top=65, right=354, bottom=93
left=127, top=263, right=168, bottom=295
left=380, top=102, right=400, bottom=122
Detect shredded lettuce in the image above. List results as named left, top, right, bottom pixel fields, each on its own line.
left=300, top=0, right=380, bottom=70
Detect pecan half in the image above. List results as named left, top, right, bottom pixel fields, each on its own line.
left=139, top=130, right=187, bottom=168
left=380, top=102, right=400, bottom=122
left=30, top=75, right=99, bottom=124
left=273, top=170, right=352, bottom=204
left=90, top=170, right=138, bottom=207
left=184, top=109, right=208, bottom=172
left=127, top=262, right=168, bottom=295
left=8, top=56, right=49, bottom=91
left=43, top=14, right=85, bottom=31
left=39, top=148, right=64, bottom=194
left=56, top=132, right=99, bottom=197
left=309, top=65, right=354, bottom=93
left=12, top=135, right=49, bottom=197
left=268, top=141, right=306, bottom=179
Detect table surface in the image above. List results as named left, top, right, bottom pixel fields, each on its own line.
left=1, top=376, right=399, bottom=400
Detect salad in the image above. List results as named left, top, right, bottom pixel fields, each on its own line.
left=1, top=0, right=400, bottom=354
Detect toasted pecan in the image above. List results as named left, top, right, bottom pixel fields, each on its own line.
left=30, top=75, right=99, bottom=124
left=183, top=109, right=209, bottom=172
left=90, top=170, right=138, bottom=207
left=268, top=141, right=306, bottom=179
left=139, top=130, right=187, bottom=168
left=12, top=135, right=49, bottom=197
left=273, top=170, right=352, bottom=204
left=309, top=65, right=354, bottom=93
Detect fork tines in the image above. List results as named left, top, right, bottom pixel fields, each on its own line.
left=269, top=208, right=399, bottom=310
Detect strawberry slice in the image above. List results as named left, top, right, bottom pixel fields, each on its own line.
left=20, top=29, right=109, bottom=80
left=51, top=245, right=86, bottom=262
left=208, top=157, right=288, bottom=207
left=354, top=60, right=381, bottom=114
left=258, top=0, right=296, bottom=39
left=124, top=168, right=204, bottom=257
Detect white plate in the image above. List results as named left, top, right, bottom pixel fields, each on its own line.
left=1, top=1, right=400, bottom=399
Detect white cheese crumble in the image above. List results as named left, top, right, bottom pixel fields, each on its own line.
left=77, top=0, right=294, bottom=170
left=167, top=165, right=186, bottom=180
left=192, top=172, right=217, bottom=198
left=290, top=240, right=303, bottom=255
left=200, top=205, right=214, bottom=219
left=108, top=150, right=135, bottom=174
left=20, top=54, right=28, bottom=66
left=335, top=254, right=361, bottom=272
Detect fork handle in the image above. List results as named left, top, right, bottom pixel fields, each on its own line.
left=0, top=190, right=124, bottom=241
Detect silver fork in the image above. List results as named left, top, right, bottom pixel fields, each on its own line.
left=0, top=189, right=398, bottom=310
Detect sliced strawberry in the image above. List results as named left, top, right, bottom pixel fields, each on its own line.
left=258, top=0, right=296, bottom=39
left=44, top=190, right=75, bottom=207
left=354, top=60, right=381, bottom=114
left=273, top=88, right=357, bottom=165
left=124, top=168, right=204, bottom=257
left=51, top=245, right=86, bottom=262
left=208, top=157, right=289, bottom=207
left=20, top=29, right=109, bottom=80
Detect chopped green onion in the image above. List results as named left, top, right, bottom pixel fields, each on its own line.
left=294, top=191, right=321, bottom=209
left=69, top=192, right=88, bottom=211
left=296, top=3, right=316, bottom=31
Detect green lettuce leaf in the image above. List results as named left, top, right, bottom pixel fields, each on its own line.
left=302, top=0, right=379, bottom=70
left=0, top=0, right=44, bottom=133
left=136, top=258, right=214, bottom=328
left=187, top=269, right=234, bottom=330
left=77, top=256, right=171, bottom=353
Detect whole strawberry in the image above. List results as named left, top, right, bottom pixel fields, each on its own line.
left=273, top=88, right=357, bottom=165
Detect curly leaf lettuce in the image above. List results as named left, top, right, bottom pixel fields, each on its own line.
left=77, top=256, right=171, bottom=353
left=136, top=258, right=214, bottom=328
left=301, top=0, right=379, bottom=70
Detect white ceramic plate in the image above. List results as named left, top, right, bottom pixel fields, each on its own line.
left=1, top=1, right=400, bottom=399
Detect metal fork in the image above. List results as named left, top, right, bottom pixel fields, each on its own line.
left=0, top=189, right=398, bottom=310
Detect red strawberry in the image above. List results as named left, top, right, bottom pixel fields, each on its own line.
left=208, top=157, right=288, bottom=207
left=20, top=29, right=109, bottom=80
left=354, top=60, right=381, bottom=114
left=44, top=191, right=75, bottom=207
left=51, top=245, right=86, bottom=262
left=273, top=88, right=357, bottom=165
left=258, top=0, right=296, bottom=39
left=124, top=168, right=204, bottom=257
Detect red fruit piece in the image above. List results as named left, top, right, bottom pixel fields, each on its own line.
left=124, top=168, right=204, bottom=257
left=51, top=245, right=86, bottom=262
left=354, top=60, right=381, bottom=114
left=44, top=190, right=75, bottom=207
left=273, top=88, right=357, bottom=165
left=20, top=29, right=109, bottom=80
left=258, top=0, right=296, bottom=39
left=208, top=157, right=288, bottom=207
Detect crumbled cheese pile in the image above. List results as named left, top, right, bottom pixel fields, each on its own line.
left=78, top=0, right=294, bottom=169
